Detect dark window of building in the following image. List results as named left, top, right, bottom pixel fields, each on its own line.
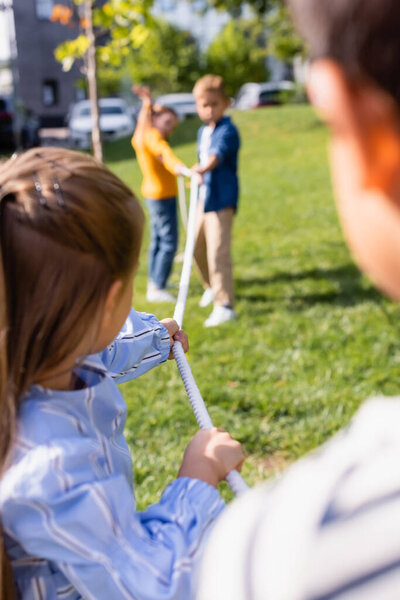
left=42, top=79, right=58, bottom=106
left=36, top=0, right=54, bottom=20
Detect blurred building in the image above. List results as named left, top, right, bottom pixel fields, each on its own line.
left=12, top=0, right=82, bottom=126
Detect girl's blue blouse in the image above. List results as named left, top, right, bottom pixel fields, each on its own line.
left=0, top=308, right=224, bottom=600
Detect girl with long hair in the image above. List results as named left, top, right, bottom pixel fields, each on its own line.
left=0, top=147, right=244, bottom=599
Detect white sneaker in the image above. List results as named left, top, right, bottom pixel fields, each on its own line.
left=204, top=306, right=236, bottom=327
left=199, top=288, right=214, bottom=308
left=146, top=286, right=175, bottom=302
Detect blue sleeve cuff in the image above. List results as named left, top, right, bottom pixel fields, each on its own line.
left=140, top=476, right=225, bottom=547
left=158, top=322, right=171, bottom=364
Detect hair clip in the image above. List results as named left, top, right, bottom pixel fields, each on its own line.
left=53, top=176, right=66, bottom=208
left=33, top=175, right=47, bottom=208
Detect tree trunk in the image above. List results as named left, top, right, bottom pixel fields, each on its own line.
left=84, top=0, right=102, bottom=162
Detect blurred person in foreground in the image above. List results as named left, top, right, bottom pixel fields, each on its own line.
left=197, top=0, right=400, bottom=598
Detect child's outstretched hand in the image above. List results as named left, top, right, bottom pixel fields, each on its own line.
left=132, top=85, right=152, bottom=102
left=160, top=318, right=189, bottom=359
left=190, top=164, right=204, bottom=185
left=178, top=428, right=245, bottom=488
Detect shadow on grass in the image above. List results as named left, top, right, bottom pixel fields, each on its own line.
left=287, top=288, right=382, bottom=310
left=236, top=263, right=383, bottom=308
left=237, top=264, right=359, bottom=286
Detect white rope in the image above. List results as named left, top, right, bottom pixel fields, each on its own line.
left=177, top=175, right=188, bottom=231
left=173, top=176, right=199, bottom=328
left=173, top=175, right=249, bottom=496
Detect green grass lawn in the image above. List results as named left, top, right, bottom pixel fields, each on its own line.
left=104, top=105, right=400, bottom=508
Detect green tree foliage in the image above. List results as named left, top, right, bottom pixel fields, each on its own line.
left=193, top=0, right=276, bottom=17
left=205, top=19, right=269, bottom=97
left=54, top=0, right=155, bottom=72
left=54, top=1, right=302, bottom=100
left=54, top=3, right=200, bottom=97
left=190, top=0, right=303, bottom=64
left=123, top=19, right=202, bottom=94
left=267, top=5, right=304, bottom=61
left=96, top=68, right=124, bottom=97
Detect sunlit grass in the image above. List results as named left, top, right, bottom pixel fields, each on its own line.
left=105, top=106, right=400, bottom=507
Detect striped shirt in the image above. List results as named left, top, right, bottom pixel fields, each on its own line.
left=0, top=308, right=224, bottom=600
left=197, top=398, right=400, bottom=600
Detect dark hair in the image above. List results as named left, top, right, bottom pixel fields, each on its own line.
left=0, top=147, right=144, bottom=597
left=1, top=549, right=17, bottom=599
left=152, top=104, right=178, bottom=120
left=288, top=0, right=400, bottom=107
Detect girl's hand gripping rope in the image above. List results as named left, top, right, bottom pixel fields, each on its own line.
left=160, top=318, right=189, bottom=359
left=172, top=341, right=249, bottom=495
left=178, top=428, right=245, bottom=488
left=160, top=320, right=247, bottom=490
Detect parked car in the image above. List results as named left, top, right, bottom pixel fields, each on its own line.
left=68, top=98, right=135, bottom=149
left=0, top=97, right=40, bottom=151
left=154, top=93, right=197, bottom=121
left=234, top=81, right=295, bottom=110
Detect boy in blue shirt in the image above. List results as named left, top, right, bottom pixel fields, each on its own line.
left=192, top=75, right=240, bottom=327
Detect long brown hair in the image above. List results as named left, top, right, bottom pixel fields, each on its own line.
left=0, top=147, right=144, bottom=597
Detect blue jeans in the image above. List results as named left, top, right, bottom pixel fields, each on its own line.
left=146, top=197, right=178, bottom=289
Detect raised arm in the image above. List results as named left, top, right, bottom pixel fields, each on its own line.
left=131, top=85, right=153, bottom=149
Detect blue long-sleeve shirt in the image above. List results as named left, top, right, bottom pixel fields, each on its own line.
left=0, top=308, right=224, bottom=599
left=197, top=116, right=240, bottom=213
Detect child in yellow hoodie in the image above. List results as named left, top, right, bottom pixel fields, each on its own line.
left=132, top=86, right=190, bottom=303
